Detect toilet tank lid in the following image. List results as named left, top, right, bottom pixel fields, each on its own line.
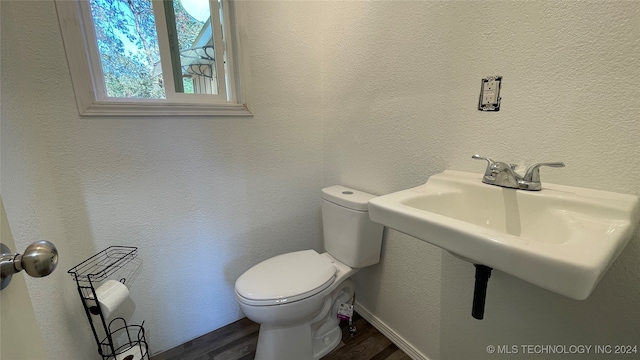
left=321, top=185, right=377, bottom=211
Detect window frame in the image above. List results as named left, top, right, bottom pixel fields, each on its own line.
left=55, top=0, right=251, bottom=117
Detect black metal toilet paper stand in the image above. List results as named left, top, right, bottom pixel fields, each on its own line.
left=69, top=246, right=149, bottom=360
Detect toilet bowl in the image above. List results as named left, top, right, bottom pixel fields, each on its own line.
left=234, top=186, right=383, bottom=360
left=236, top=251, right=356, bottom=359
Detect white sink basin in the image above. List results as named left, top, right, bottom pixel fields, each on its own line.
left=368, top=170, right=640, bottom=300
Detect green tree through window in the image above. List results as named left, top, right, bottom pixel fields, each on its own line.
left=89, top=0, right=205, bottom=98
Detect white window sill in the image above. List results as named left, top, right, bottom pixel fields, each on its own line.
left=78, top=102, right=253, bottom=117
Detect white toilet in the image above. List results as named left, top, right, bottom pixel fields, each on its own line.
left=234, top=185, right=384, bottom=360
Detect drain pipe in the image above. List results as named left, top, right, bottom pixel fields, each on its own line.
left=472, top=264, right=493, bottom=320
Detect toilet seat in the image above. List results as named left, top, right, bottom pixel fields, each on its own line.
left=235, top=250, right=336, bottom=306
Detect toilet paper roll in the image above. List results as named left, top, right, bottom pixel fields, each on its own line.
left=115, top=343, right=147, bottom=360
left=89, top=280, right=130, bottom=318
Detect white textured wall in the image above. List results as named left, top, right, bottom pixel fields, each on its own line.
left=1, top=0, right=323, bottom=358
left=321, top=1, right=640, bottom=360
left=2, top=1, right=640, bottom=360
left=1, top=1, right=97, bottom=357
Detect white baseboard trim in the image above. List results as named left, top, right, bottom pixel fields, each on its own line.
left=354, top=302, right=430, bottom=360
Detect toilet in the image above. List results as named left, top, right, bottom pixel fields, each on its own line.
left=234, top=185, right=384, bottom=360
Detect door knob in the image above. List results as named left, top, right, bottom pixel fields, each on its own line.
left=1, top=241, right=58, bottom=290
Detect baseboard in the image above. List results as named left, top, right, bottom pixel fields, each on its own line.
left=354, top=302, right=430, bottom=360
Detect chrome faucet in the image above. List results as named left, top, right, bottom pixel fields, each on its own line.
left=472, top=154, right=564, bottom=191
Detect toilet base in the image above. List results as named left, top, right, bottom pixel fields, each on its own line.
left=252, top=279, right=355, bottom=360
left=254, top=321, right=342, bottom=360
left=312, top=325, right=342, bottom=359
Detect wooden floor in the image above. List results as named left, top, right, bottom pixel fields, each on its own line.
left=150, top=312, right=411, bottom=360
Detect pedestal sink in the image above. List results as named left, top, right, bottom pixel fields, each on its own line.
left=368, top=170, right=640, bottom=300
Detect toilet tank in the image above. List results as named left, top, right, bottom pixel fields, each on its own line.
left=321, top=186, right=384, bottom=268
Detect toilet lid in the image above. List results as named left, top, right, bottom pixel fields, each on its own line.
left=235, top=250, right=336, bottom=305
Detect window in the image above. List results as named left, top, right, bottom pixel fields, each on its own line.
left=55, top=0, right=250, bottom=116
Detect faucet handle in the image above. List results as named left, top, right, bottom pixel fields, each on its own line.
left=523, top=162, right=565, bottom=182
left=472, top=154, right=499, bottom=181
left=519, top=162, right=565, bottom=190
left=471, top=155, right=495, bottom=176
left=471, top=154, right=494, bottom=165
